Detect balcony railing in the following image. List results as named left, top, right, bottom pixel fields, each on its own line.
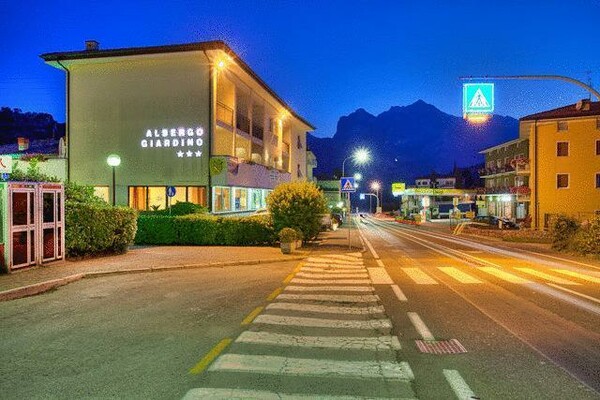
left=236, top=113, right=250, bottom=134
left=477, top=186, right=531, bottom=195
left=516, top=160, right=530, bottom=174
left=216, top=102, right=234, bottom=128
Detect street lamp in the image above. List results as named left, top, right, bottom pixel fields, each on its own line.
left=342, top=147, right=370, bottom=177
left=106, top=154, right=121, bottom=206
left=354, top=172, right=363, bottom=181
left=370, top=181, right=381, bottom=213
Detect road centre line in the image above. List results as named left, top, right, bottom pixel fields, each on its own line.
left=438, top=267, right=482, bottom=284
left=553, top=269, right=600, bottom=284
left=546, top=283, right=600, bottom=305
left=267, top=302, right=385, bottom=315
left=253, top=314, right=392, bottom=330
left=515, top=268, right=579, bottom=285
left=407, top=312, right=435, bottom=341
left=391, top=284, right=408, bottom=302
left=236, top=331, right=402, bottom=351
left=284, top=285, right=374, bottom=292
left=241, top=306, right=264, bottom=325
left=442, top=369, right=477, bottom=400
left=402, top=268, right=438, bottom=285
left=209, top=354, right=412, bottom=381
left=266, top=287, right=282, bottom=301
left=188, top=338, right=232, bottom=375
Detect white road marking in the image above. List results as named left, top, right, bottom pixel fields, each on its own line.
left=367, top=267, right=394, bottom=284
left=277, top=293, right=380, bottom=302
left=296, top=272, right=369, bottom=279
left=209, top=354, right=412, bottom=381
left=546, top=283, right=600, bottom=305
left=358, top=229, right=381, bottom=260
left=183, top=388, right=416, bottom=399
left=253, top=314, right=392, bottom=330
left=291, top=278, right=372, bottom=285
left=301, top=267, right=367, bottom=273
left=443, top=369, right=476, bottom=400
left=438, top=267, right=482, bottom=284
left=267, top=302, right=385, bottom=315
left=307, top=257, right=364, bottom=266
left=402, top=268, right=438, bottom=285
left=317, top=254, right=364, bottom=262
left=391, top=284, right=408, bottom=302
left=407, top=312, right=435, bottom=341
left=376, top=259, right=385, bottom=267
left=515, top=268, right=579, bottom=285
left=285, top=286, right=374, bottom=292
left=236, top=331, right=401, bottom=350
left=552, top=269, right=600, bottom=284
left=479, top=267, right=531, bottom=284
left=303, top=263, right=365, bottom=270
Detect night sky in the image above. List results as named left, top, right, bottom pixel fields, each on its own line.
left=1, top=1, right=599, bottom=136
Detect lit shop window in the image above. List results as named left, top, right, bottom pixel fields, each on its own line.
left=148, top=187, right=167, bottom=210
left=128, top=186, right=207, bottom=210
left=213, top=187, right=232, bottom=212
left=234, top=188, right=248, bottom=211
left=93, top=186, right=109, bottom=203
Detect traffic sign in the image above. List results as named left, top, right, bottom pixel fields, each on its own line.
left=0, top=156, right=13, bottom=174
left=340, top=177, right=356, bottom=193
left=359, top=193, right=366, bottom=200
left=167, top=186, right=177, bottom=197
left=391, top=182, right=406, bottom=196
left=463, top=83, right=494, bottom=114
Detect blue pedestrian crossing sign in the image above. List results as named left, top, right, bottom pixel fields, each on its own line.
left=167, top=186, right=177, bottom=197
left=340, top=177, right=356, bottom=193
left=463, top=83, right=494, bottom=115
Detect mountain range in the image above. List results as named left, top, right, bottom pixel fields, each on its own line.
left=308, top=100, right=519, bottom=195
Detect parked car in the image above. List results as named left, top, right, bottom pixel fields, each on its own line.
left=472, top=215, right=518, bottom=229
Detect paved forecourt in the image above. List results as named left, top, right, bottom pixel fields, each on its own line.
left=183, top=253, right=417, bottom=399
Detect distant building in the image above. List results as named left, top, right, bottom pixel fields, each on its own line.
left=316, top=179, right=342, bottom=209
left=306, top=149, right=317, bottom=182
left=521, top=99, right=600, bottom=229
left=478, top=137, right=530, bottom=220
left=41, top=40, right=314, bottom=213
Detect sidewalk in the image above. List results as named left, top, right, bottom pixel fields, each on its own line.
left=0, top=227, right=362, bottom=300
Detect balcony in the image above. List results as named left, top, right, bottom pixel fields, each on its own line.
left=477, top=186, right=531, bottom=195
left=515, top=159, right=530, bottom=174
left=216, top=102, right=234, bottom=130
left=210, top=156, right=291, bottom=190
left=236, top=113, right=250, bottom=135
left=479, top=165, right=516, bottom=177
left=252, top=123, right=264, bottom=141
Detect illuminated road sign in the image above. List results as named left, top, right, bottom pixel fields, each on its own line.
left=463, top=83, right=494, bottom=115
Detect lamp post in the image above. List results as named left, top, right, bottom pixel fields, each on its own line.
left=342, top=148, right=370, bottom=177
left=106, top=154, right=121, bottom=206
left=370, top=181, right=381, bottom=213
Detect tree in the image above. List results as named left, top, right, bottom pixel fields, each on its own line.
left=267, top=181, right=327, bottom=241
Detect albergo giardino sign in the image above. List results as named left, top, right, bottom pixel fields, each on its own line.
left=140, top=126, right=204, bottom=158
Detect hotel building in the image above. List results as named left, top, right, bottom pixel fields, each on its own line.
left=41, top=40, right=314, bottom=213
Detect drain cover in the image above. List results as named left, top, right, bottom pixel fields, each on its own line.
left=415, top=339, right=467, bottom=354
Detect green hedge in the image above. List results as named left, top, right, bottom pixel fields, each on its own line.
left=66, top=202, right=138, bottom=257
left=135, top=214, right=275, bottom=246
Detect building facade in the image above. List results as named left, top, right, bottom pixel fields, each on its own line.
left=41, top=41, right=314, bottom=213
left=522, top=100, right=600, bottom=229
left=478, top=138, right=530, bottom=221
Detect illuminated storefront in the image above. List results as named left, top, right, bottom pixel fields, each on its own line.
left=41, top=40, right=313, bottom=213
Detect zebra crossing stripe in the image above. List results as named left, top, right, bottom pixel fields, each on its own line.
left=402, top=268, right=438, bottom=285
left=284, top=285, right=374, bottom=292
left=296, top=272, right=369, bottom=279
left=182, top=388, right=416, bottom=400
left=208, top=354, right=413, bottom=381
left=277, top=293, right=380, bottom=302
left=552, top=269, right=600, bottom=284
left=236, top=331, right=401, bottom=350
left=479, top=267, right=531, bottom=284
left=515, top=268, right=579, bottom=285
left=307, top=258, right=364, bottom=266
left=367, top=267, right=394, bottom=284
left=443, top=369, right=477, bottom=400
left=301, top=267, right=368, bottom=273
left=438, top=267, right=482, bottom=284
left=317, top=254, right=364, bottom=262
left=266, top=302, right=385, bottom=315
left=291, top=278, right=372, bottom=285
left=253, top=314, right=392, bottom=330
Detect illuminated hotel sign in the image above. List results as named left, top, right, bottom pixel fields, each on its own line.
left=140, top=127, right=204, bottom=158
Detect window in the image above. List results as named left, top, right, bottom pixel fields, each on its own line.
left=213, top=187, right=231, bottom=212
left=557, top=141, right=569, bottom=157
left=597, top=118, right=600, bottom=130
left=93, top=186, right=109, bottom=203
left=557, top=121, right=568, bottom=131
left=128, top=186, right=207, bottom=210
left=596, top=173, right=600, bottom=189
left=233, top=188, right=248, bottom=211
left=297, top=135, right=303, bottom=149
left=557, top=174, right=569, bottom=189
left=297, top=163, right=303, bottom=178
left=596, top=140, right=600, bottom=155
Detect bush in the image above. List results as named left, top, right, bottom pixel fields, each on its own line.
left=66, top=202, right=137, bottom=257
left=135, top=214, right=275, bottom=246
left=570, top=216, right=600, bottom=255
left=139, top=201, right=208, bottom=216
left=549, top=215, right=580, bottom=251
left=279, top=227, right=300, bottom=243
left=267, top=181, right=327, bottom=241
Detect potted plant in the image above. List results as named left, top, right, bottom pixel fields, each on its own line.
left=279, top=227, right=299, bottom=254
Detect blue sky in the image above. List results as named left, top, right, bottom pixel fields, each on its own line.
left=1, top=0, right=599, bottom=137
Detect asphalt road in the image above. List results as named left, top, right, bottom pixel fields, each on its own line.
left=0, top=261, right=298, bottom=399
left=359, top=217, right=600, bottom=399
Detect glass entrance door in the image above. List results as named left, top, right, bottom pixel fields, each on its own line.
left=9, top=189, right=36, bottom=269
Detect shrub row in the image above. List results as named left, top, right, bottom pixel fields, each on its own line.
left=66, top=202, right=138, bottom=257
left=135, top=214, right=275, bottom=246
left=550, top=214, right=600, bottom=255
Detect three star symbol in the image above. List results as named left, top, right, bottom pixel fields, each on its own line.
left=176, top=150, right=202, bottom=158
